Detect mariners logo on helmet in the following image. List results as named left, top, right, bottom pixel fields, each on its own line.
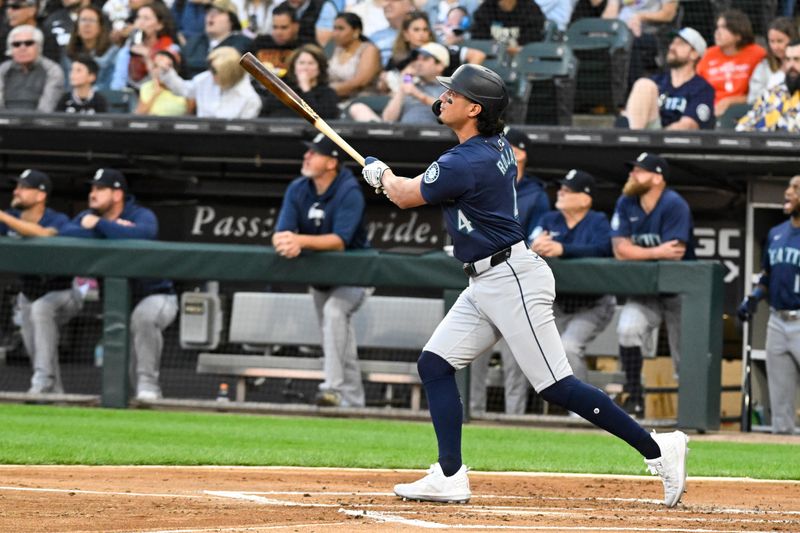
left=436, top=64, right=509, bottom=115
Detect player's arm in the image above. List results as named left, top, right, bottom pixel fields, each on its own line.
left=362, top=159, right=426, bottom=209
left=612, top=236, right=686, bottom=260
left=0, top=211, right=58, bottom=237
left=294, top=234, right=345, bottom=251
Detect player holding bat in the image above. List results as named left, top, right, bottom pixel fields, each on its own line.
left=360, top=64, right=690, bottom=507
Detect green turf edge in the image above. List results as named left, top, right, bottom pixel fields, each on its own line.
left=0, top=404, right=797, bottom=479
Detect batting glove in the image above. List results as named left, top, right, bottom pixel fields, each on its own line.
left=737, top=295, right=758, bottom=322
left=363, top=156, right=389, bottom=192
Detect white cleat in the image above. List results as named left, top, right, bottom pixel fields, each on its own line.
left=645, top=430, right=690, bottom=507
left=394, top=463, right=471, bottom=503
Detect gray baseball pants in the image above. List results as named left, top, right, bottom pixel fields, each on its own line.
left=17, top=289, right=84, bottom=393
left=617, top=295, right=682, bottom=376
left=311, top=286, right=371, bottom=407
left=554, top=295, right=617, bottom=382
left=765, top=311, right=800, bottom=434
left=130, top=294, right=178, bottom=397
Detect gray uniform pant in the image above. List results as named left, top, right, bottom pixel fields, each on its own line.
left=17, top=288, right=84, bottom=393
left=469, top=340, right=529, bottom=415
left=617, top=295, right=682, bottom=377
left=130, top=294, right=178, bottom=396
left=765, top=311, right=800, bottom=434
left=554, top=295, right=617, bottom=382
left=311, top=286, right=371, bottom=407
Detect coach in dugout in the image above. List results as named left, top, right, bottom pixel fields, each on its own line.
left=611, top=152, right=695, bottom=418
left=58, top=169, right=179, bottom=402
left=272, top=134, right=371, bottom=408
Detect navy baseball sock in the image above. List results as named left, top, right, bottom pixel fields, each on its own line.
left=417, top=350, right=463, bottom=476
left=540, top=376, right=660, bottom=459
left=619, top=346, right=644, bottom=402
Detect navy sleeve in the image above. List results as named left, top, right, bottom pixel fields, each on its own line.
left=659, top=194, right=693, bottom=244
left=683, top=79, right=715, bottom=129
left=95, top=207, right=158, bottom=240
left=758, top=228, right=772, bottom=287
left=561, top=212, right=612, bottom=258
left=420, top=153, right=473, bottom=205
left=58, top=212, right=97, bottom=238
left=609, top=196, right=632, bottom=238
left=275, top=180, right=301, bottom=232
left=331, top=187, right=366, bottom=246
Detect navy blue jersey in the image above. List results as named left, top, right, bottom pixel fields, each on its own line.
left=531, top=210, right=612, bottom=258
left=516, top=175, right=550, bottom=244
left=60, top=197, right=173, bottom=298
left=276, top=167, right=369, bottom=250
left=1, top=207, right=72, bottom=299
left=652, top=72, right=715, bottom=130
left=0, top=207, right=69, bottom=236
left=420, top=134, right=526, bottom=263
left=759, top=220, right=800, bottom=310
left=610, top=188, right=696, bottom=260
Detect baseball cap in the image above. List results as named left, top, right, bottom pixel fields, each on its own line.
left=503, top=127, right=529, bottom=151
left=668, top=27, right=707, bottom=58
left=558, top=169, right=595, bottom=196
left=209, top=0, right=239, bottom=18
left=88, top=168, right=128, bottom=192
left=12, top=169, right=51, bottom=194
left=625, top=152, right=669, bottom=177
left=411, top=42, right=450, bottom=67
left=302, top=133, right=340, bottom=159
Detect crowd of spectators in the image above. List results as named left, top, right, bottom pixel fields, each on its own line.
left=0, top=0, right=796, bottom=131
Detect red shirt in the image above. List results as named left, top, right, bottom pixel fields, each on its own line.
left=696, top=43, right=766, bottom=105
left=129, top=36, right=178, bottom=84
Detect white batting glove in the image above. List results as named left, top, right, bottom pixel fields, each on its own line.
left=362, top=156, right=389, bottom=192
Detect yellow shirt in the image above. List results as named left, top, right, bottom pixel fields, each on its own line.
left=139, top=80, right=189, bottom=116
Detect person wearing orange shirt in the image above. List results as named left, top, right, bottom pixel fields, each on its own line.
left=696, top=9, right=766, bottom=117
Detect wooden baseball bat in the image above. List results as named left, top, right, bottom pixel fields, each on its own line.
left=239, top=52, right=366, bottom=167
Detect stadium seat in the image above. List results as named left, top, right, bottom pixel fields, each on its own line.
left=511, top=42, right=578, bottom=125
left=565, top=17, right=633, bottom=113
left=347, top=94, right=390, bottom=115
left=716, top=102, right=751, bottom=130
left=462, top=38, right=506, bottom=61
left=99, top=89, right=136, bottom=114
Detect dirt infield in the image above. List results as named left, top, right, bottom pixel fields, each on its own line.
left=0, top=465, right=797, bottom=532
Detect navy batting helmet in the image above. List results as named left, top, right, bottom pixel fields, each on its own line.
left=436, top=64, right=509, bottom=116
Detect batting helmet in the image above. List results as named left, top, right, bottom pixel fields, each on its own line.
left=436, top=64, right=509, bottom=116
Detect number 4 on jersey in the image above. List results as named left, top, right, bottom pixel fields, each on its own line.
left=457, top=209, right=474, bottom=234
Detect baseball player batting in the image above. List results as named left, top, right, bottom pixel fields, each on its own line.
left=361, top=64, right=689, bottom=506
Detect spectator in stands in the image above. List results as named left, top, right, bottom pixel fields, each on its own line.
left=0, top=169, right=79, bottom=395
left=737, top=40, right=800, bottom=133
left=110, top=3, right=180, bottom=91
left=470, top=0, right=545, bottom=53
left=469, top=127, right=550, bottom=416
left=621, top=27, right=715, bottom=130
left=696, top=9, right=766, bottom=117
left=610, top=152, right=695, bottom=418
left=62, top=5, right=119, bottom=91
left=56, top=54, right=108, bottom=113
left=349, top=0, right=389, bottom=40
left=348, top=41, right=447, bottom=123
left=260, top=43, right=338, bottom=117
left=283, top=0, right=340, bottom=47
left=427, top=0, right=478, bottom=40
left=532, top=169, right=615, bottom=384
left=58, top=168, right=178, bottom=402
left=182, top=0, right=253, bottom=79
left=602, top=0, right=679, bottom=84
left=42, top=0, right=90, bottom=58
left=748, top=17, right=799, bottom=104
left=134, top=49, right=190, bottom=115
left=156, top=45, right=262, bottom=118
left=368, top=0, right=414, bottom=66
left=1, top=0, right=61, bottom=62
left=0, top=25, right=65, bottom=111
left=240, top=0, right=272, bottom=38
left=571, top=0, right=605, bottom=23
left=534, top=0, right=578, bottom=33
left=172, top=0, right=208, bottom=41
left=103, top=0, right=154, bottom=46
left=253, top=3, right=300, bottom=71
left=272, top=134, right=371, bottom=408
left=433, top=5, right=471, bottom=47
left=328, top=13, right=381, bottom=100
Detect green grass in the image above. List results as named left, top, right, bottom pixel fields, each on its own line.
left=0, top=404, right=797, bottom=479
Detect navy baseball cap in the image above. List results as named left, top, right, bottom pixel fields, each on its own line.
left=302, top=133, right=341, bottom=159
left=88, top=168, right=128, bottom=192
left=625, top=152, right=669, bottom=178
left=12, top=169, right=52, bottom=194
left=559, top=169, right=595, bottom=196
left=503, top=127, right=529, bottom=151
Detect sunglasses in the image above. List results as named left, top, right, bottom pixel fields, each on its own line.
left=7, top=3, right=32, bottom=9
left=210, top=66, right=217, bottom=75
left=11, top=40, right=35, bottom=48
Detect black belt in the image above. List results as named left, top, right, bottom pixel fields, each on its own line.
left=463, top=246, right=513, bottom=277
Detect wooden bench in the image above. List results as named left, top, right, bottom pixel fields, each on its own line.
left=197, top=292, right=444, bottom=409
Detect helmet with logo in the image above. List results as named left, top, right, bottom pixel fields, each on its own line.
left=436, top=64, right=509, bottom=116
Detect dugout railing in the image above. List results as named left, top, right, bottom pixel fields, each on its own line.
left=0, top=238, right=724, bottom=430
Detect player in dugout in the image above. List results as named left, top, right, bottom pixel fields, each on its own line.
left=360, top=63, right=689, bottom=507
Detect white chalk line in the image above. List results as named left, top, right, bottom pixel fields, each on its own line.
left=0, top=485, right=203, bottom=499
